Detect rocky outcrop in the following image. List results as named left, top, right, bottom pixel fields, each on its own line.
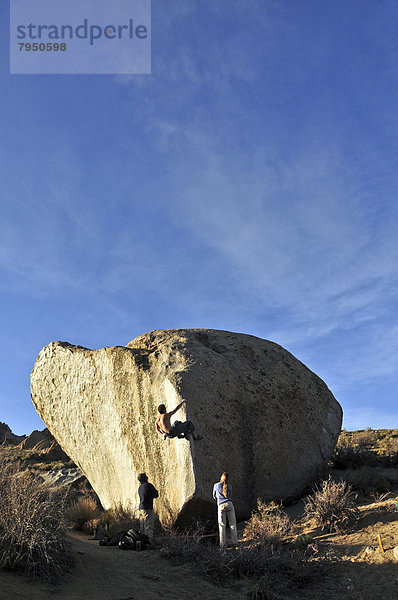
left=18, top=428, right=70, bottom=461
left=2, top=426, right=87, bottom=494
left=18, top=427, right=53, bottom=450
left=30, top=329, right=342, bottom=525
left=36, top=466, right=85, bottom=489
left=0, top=422, right=25, bottom=445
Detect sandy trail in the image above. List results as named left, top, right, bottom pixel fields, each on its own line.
left=0, top=530, right=247, bottom=600
left=1, top=494, right=397, bottom=600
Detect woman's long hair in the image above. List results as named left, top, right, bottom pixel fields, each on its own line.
left=220, top=472, right=229, bottom=498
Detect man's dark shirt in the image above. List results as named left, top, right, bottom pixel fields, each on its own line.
left=138, top=482, right=159, bottom=510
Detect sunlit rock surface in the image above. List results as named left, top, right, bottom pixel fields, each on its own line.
left=31, top=329, right=342, bottom=524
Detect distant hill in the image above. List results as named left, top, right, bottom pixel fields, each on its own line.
left=0, top=422, right=25, bottom=445
left=340, top=428, right=398, bottom=457
left=0, top=422, right=88, bottom=492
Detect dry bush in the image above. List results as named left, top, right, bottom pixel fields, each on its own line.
left=370, top=491, right=390, bottom=503
left=160, top=525, right=323, bottom=596
left=68, top=496, right=99, bottom=530
left=331, top=438, right=376, bottom=470
left=100, top=505, right=140, bottom=537
left=247, top=550, right=326, bottom=600
left=376, top=434, right=398, bottom=466
left=335, top=429, right=398, bottom=467
left=294, top=534, right=314, bottom=552
left=381, top=434, right=398, bottom=454
left=354, top=428, right=375, bottom=448
left=304, top=476, right=359, bottom=533
left=223, top=543, right=324, bottom=594
left=160, top=520, right=208, bottom=555
left=341, top=466, right=390, bottom=496
left=243, top=500, right=292, bottom=545
left=0, top=460, right=72, bottom=582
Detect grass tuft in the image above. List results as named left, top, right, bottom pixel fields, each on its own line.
left=68, top=496, right=99, bottom=530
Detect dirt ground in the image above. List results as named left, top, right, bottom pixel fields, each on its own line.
left=1, top=491, right=397, bottom=600
left=0, top=529, right=249, bottom=600
left=292, top=494, right=398, bottom=600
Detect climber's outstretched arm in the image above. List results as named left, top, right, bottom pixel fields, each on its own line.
left=169, top=399, right=186, bottom=416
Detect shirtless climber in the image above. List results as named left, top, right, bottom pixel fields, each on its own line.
left=155, top=400, right=202, bottom=440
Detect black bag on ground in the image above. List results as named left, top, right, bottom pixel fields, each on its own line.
left=99, top=530, right=126, bottom=546
left=119, top=528, right=149, bottom=551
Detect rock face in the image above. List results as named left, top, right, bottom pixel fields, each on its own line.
left=18, top=428, right=71, bottom=462
left=30, top=329, right=342, bottom=525
left=0, top=422, right=25, bottom=445
left=19, top=427, right=53, bottom=450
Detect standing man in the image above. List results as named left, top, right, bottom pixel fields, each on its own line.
left=138, top=472, right=158, bottom=542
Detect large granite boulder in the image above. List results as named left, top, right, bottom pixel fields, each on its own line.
left=30, top=329, right=342, bottom=525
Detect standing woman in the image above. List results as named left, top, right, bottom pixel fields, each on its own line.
left=213, top=472, right=238, bottom=548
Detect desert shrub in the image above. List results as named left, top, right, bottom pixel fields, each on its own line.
left=331, top=439, right=376, bottom=470
left=81, top=518, right=101, bottom=535
left=341, top=466, right=390, bottom=496
left=68, top=495, right=99, bottom=530
left=161, top=525, right=323, bottom=597
left=224, top=543, right=323, bottom=593
left=354, top=428, right=375, bottom=448
left=0, top=460, right=72, bottom=582
left=248, top=552, right=326, bottom=600
left=335, top=429, right=398, bottom=467
left=370, top=491, right=390, bottom=503
left=376, top=434, right=398, bottom=466
left=381, top=434, right=398, bottom=454
left=294, top=534, right=314, bottom=552
left=304, top=476, right=359, bottom=533
left=160, top=523, right=208, bottom=564
left=100, top=505, right=140, bottom=537
left=243, top=500, right=292, bottom=545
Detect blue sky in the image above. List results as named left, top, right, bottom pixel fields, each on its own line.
left=1, top=0, right=398, bottom=435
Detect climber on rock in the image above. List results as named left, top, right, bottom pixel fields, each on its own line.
left=155, top=400, right=202, bottom=441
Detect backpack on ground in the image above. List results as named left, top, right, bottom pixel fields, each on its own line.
left=118, top=528, right=149, bottom=551
left=99, top=530, right=125, bottom=546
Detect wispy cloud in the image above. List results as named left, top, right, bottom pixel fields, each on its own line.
left=136, top=110, right=398, bottom=394
left=2, top=0, right=398, bottom=433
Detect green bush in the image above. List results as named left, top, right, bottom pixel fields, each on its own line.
left=304, top=476, right=359, bottom=533
left=0, top=460, right=72, bottom=582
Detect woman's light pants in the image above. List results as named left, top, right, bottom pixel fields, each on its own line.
left=218, top=500, right=238, bottom=547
